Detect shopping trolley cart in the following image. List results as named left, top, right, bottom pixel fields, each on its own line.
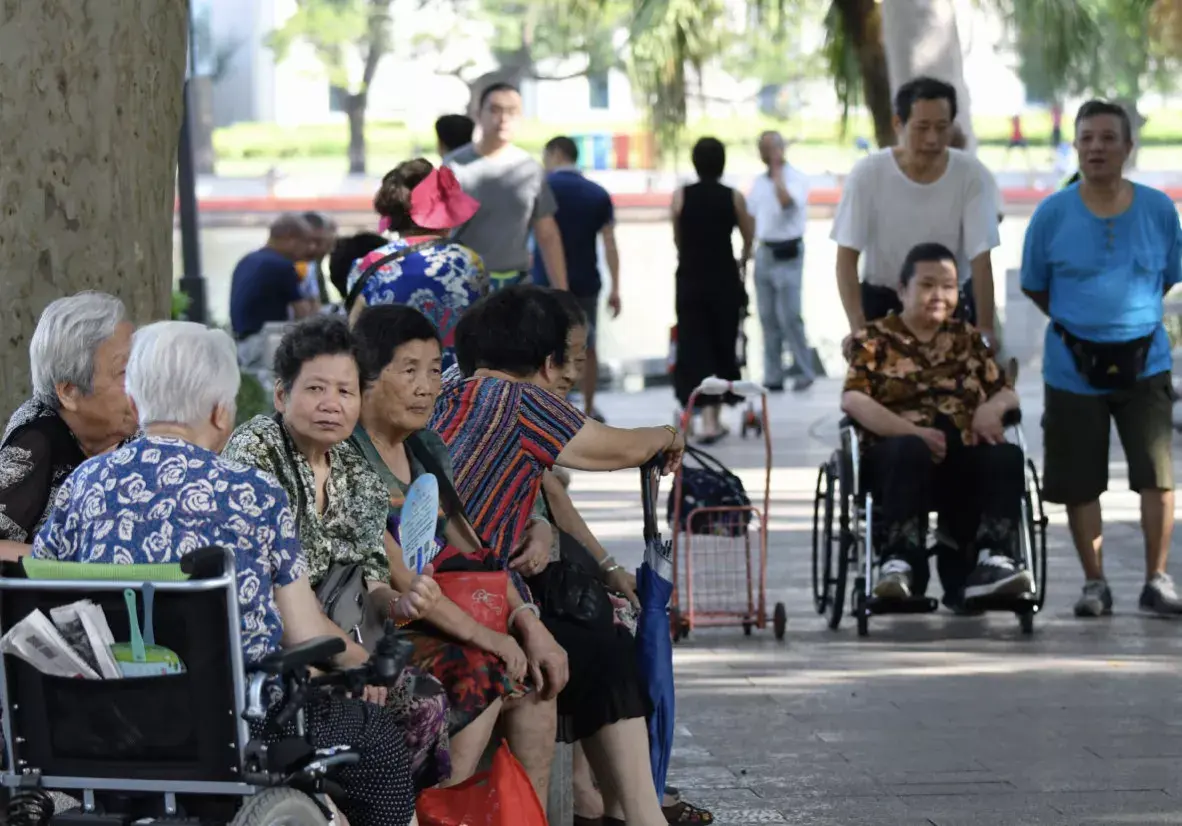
left=668, top=377, right=786, bottom=642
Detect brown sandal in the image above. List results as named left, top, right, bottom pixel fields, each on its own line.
left=663, top=800, right=715, bottom=825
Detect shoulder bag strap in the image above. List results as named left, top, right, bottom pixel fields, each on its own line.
left=405, top=432, right=490, bottom=550
left=344, top=240, right=438, bottom=312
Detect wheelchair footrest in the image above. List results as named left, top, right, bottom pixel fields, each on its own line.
left=865, top=595, right=939, bottom=615
left=963, top=592, right=1038, bottom=613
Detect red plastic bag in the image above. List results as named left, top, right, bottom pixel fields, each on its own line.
left=434, top=569, right=510, bottom=633
left=416, top=740, right=546, bottom=826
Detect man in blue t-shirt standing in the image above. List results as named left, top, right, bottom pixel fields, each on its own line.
left=229, top=213, right=317, bottom=371
left=533, top=136, right=619, bottom=420
left=1021, top=99, right=1182, bottom=618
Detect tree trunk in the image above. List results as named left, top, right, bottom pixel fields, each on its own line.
left=0, top=1, right=186, bottom=418
left=837, top=0, right=895, bottom=148
left=345, top=94, right=368, bottom=175
left=881, top=0, right=975, bottom=151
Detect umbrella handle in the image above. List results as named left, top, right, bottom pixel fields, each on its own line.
left=640, top=455, right=663, bottom=541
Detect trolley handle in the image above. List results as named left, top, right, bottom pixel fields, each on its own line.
left=640, top=453, right=664, bottom=541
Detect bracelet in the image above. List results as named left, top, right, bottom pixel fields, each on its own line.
left=660, top=424, right=679, bottom=449
left=602, top=563, right=623, bottom=576
left=508, top=603, right=541, bottom=631
left=598, top=555, right=617, bottom=569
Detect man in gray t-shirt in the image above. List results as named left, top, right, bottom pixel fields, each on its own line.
left=448, top=83, right=568, bottom=290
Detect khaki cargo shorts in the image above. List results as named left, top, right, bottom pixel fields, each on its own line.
left=1041, top=371, right=1176, bottom=505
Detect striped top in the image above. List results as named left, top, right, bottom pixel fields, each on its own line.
left=429, top=374, right=585, bottom=565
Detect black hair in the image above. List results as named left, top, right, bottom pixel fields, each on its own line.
left=894, top=76, right=958, bottom=124
left=435, top=114, right=475, bottom=153
left=273, top=316, right=360, bottom=392
left=352, top=304, right=442, bottom=386
left=479, top=82, right=520, bottom=111
left=328, top=232, right=387, bottom=299
left=374, top=158, right=435, bottom=234
left=550, top=289, right=588, bottom=329
left=899, top=242, right=957, bottom=286
left=454, top=285, right=571, bottom=378
left=545, top=136, right=579, bottom=163
left=302, top=211, right=327, bottom=230
left=1075, top=99, right=1132, bottom=143
left=691, top=137, right=726, bottom=181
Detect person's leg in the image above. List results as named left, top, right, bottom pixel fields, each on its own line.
left=866, top=435, right=933, bottom=598
left=1111, top=372, right=1181, bottom=614
left=572, top=742, right=606, bottom=820
left=582, top=717, right=666, bottom=826
left=955, top=443, right=1035, bottom=600
left=777, top=250, right=816, bottom=388
left=1042, top=383, right=1113, bottom=616
left=753, top=247, right=785, bottom=388
left=579, top=294, right=602, bottom=418
left=502, top=693, right=559, bottom=804
left=440, top=698, right=503, bottom=787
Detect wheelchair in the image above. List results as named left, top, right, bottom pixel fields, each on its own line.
left=811, top=410, right=1048, bottom=637
left=0, top=546, right=410, bottom=825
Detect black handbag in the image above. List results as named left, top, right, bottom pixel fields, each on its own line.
left=1053, top=322, right=1155, bottom=390
left=766, top=237, right=801, bottom=261
left=527, top=494, right=616, bottom=631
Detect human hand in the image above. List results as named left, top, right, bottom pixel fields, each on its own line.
left=608, top=290, right=622, bottom=318
left=970, top=403, right=1006, bottom=446
left=361, top=684, right=389, bottom=706
left=392, top=564, right=441, bottom=622
left=510, top=522, right=553, bottom=577
left=662, top=429, right=686, bottom=476
left=604, top=566, right=639, bottom=607
left=483, top=631, right=529, bottom=684
left=520, top=621, right=570, bottom=700
left=841, top=319, right=866, bottom=362
left=915, top=427, right=948, bottom=463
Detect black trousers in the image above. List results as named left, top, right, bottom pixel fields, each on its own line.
left=864, top=431, right=1023, bottom=596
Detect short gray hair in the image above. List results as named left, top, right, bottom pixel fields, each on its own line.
left=29, top=292, right=128, bottom=408
left=126, top=322, right=240, bottom=428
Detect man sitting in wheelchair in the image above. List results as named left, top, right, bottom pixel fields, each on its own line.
left=841, top=242, right=1034, bottom=609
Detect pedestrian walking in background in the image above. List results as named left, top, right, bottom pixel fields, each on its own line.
left=747, top=131, right=815, bottom=392
left=435, top=113, right=474, bottom=162
left=672, top=137, right=753, bottom=444
left=447, top=84, right=568, bottom=291
left=1021, top=99, right=1182, bottom=618
left=534, top=136, right=620, bottom=421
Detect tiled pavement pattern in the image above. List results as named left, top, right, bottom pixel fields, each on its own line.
left=573, top=378, right=1182, bottom=826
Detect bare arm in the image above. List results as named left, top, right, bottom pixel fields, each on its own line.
left=734, top=190, right=755, bottom=270
left=840, top=391, right=921, bottom=439
left=542, top=472, right=607, bottom=563
left=534, top=215, right=568, bottom=290
left=772, top=168, right=793, bottom=208
left=969, top=252, right=997, bottom=335
left=275, top=574, right=371, bottom=669
left=556, top=419, right=680, bottom=472
left=346, top=295, right=367, bottom=326
left=602, top=224, right=620, bottom=295
left=836, top=246, right=865, bottom=332
left=0, top=541, right=29, bottom=562
left=671, top=188, right=684, bottom=254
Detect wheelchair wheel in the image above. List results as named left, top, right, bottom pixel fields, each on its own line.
left=1025, top=459, right=1049, bottom=612
left=231, top=788, right=325, bottom=826
left=827, top=451, right=854, bottom=631
left=811, top=461, right=837, bottom=614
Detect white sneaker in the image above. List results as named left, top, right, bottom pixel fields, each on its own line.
left=874, top=559, right=913, bottom=600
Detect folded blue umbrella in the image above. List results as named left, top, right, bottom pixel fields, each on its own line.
left=635, top=462, right=676, bottom=797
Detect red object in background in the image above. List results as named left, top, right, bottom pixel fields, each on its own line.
left=613, top=134, right=631, bottom=169
left=417, top=740, right=547, bottom=826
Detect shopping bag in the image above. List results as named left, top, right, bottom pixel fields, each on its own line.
left=416, top=740, right=546, bottom=826
left=434, top=570, right=510, bottom=634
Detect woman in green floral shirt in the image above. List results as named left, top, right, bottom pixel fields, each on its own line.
left=223, top=316, right=451, bottom=790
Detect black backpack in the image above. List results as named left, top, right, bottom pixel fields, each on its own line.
left=667, top=445, right=752, bottom=537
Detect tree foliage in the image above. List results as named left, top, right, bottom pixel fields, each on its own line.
left=267, top=0, right=391, bottom=92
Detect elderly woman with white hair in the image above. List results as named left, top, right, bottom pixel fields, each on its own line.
left=32, top=321, right=427, bottom=826
left=0, top=292, right=136, bottom=556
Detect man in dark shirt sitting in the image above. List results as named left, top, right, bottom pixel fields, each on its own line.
left=230, top=213, right=316, bottom=371
left=533, top=136, right=619, bottom=420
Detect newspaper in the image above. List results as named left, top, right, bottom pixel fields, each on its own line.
left=50, top=600, right=121, bottom=679
left=0, top=609, right=99, bottom=679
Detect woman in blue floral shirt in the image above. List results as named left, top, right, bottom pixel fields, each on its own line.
left=346, top=159, right=488, bottom=371
left=33, top=321, right=431, bottom=826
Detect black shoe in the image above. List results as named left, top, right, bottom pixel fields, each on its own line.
left=963, top=555, right=1034, bottom=600
left=766, top=383, right=785, bottom=393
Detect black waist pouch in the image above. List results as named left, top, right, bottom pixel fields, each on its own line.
left=766, top=238, right=801, bottom=261
left=1053, top=322, right=1155, bottom=390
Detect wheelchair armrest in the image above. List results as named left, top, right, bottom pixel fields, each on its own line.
left=838, top=415, right=854, bottom=429
left=1002, top=408, right=1022, bottom=428
left=180, top=545, right=230, bottom=579
left=257, top=636, right=346, bottom=676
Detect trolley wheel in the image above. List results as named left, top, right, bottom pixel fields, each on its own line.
left=742, top=621, right=753, bottom=636
left=1019, top=611, right=1034, bottom=635
left=773, top=602, right=787, bottom=641
left=827, top=452, right=853, bottom=631
left=811, top=462, right=837, bottom=615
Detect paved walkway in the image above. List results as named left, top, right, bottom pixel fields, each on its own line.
left=570, top=378, right=1182, bottom=826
